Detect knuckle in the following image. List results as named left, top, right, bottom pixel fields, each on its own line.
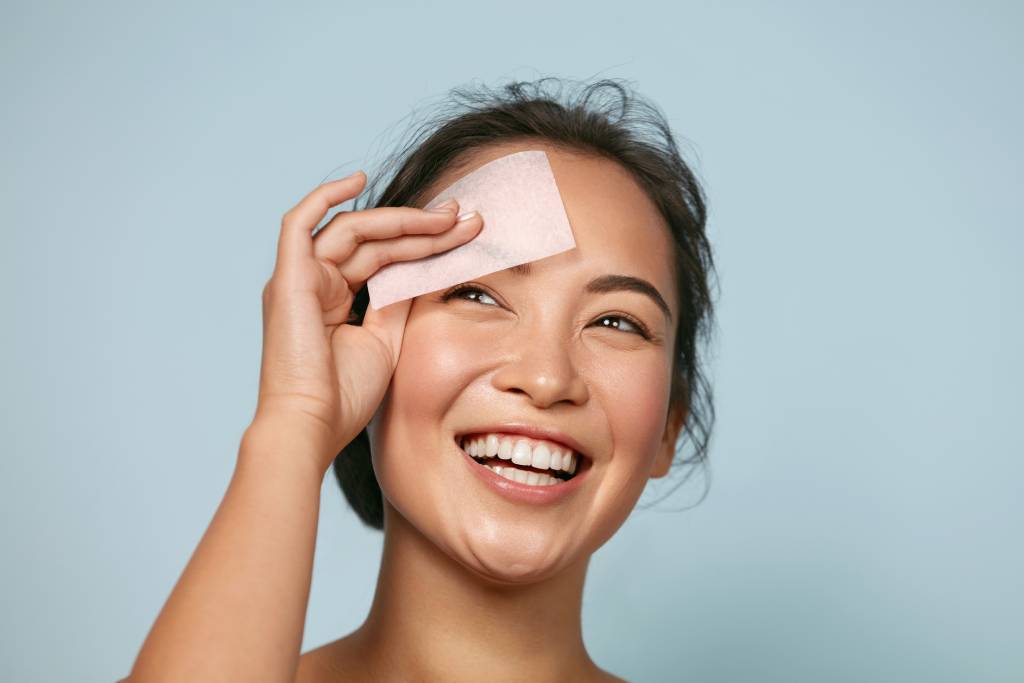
left=397, top=211, right=415, bottom=233
left=348, top=221, right=366, bottom=244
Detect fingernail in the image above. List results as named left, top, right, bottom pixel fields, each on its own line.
left=427, top=198, right=458, bottom=213
left=455, top=210, right=478, bottom=222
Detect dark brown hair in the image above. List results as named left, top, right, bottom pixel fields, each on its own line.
left=331, top=76, right=718, bottom=529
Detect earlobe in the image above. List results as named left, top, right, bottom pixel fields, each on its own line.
left=650, top=404, right=687, bottom=479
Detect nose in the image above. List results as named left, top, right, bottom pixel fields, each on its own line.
left=490, top=327, right=590, bottom=408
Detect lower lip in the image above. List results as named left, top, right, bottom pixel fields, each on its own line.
left=458, top=440, right=589, bottom=504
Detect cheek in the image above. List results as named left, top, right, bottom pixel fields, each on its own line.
left=392, top=317, right=471, bottom=407
left=372, top=309, right=487, bottom=468
left=571, top=348, right=673, bottom=552
left=592, top=351, right=672, bottom=465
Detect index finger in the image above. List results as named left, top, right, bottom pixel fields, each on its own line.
left=277, top=171, right=368, bottom=272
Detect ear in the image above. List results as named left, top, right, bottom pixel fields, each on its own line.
left=650, top=402, right=687, bottom=479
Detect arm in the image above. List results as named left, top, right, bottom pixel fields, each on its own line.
left=124, top=418, right=326, bottom=682
left=122, top=171, right=479, bottom=682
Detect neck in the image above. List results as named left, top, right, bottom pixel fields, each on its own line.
left=350, top=500, right=602, bottom=682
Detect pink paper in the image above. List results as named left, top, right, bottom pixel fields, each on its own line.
left=367, top=150, right=576, bottom=310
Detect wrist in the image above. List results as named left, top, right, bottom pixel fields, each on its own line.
left=238, top=417, right=335, bottom=484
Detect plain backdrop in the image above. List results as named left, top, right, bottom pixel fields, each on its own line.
left=2, top=1, right=1022, bottom=681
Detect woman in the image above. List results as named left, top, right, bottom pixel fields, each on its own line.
left=124, top=77, right=717, bottom=682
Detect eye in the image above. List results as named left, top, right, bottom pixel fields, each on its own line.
left=591, top=314, right=652, bottom=339
left=441, top=285, right=653, bottom=340
left=440, top=283, right=500, bottom=306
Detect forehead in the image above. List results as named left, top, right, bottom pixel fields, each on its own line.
left=419, top=140, right=678, bottom=311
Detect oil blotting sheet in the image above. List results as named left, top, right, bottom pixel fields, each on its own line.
left=367, top=150, right=576, bottom=309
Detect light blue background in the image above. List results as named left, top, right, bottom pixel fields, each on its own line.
left=2, top=1, right=1021, bottom=681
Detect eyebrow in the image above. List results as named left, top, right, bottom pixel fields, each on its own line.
left=508, top=262, right=673, bottom=322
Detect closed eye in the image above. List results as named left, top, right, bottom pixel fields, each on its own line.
left=440, top=284, right=653, bottom=339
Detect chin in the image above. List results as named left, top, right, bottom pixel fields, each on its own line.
left=454, top=544, right=578, bottom=588
left=470, top=563, right=562, bottom=587
left=384, top=480, right=586, bottom=587
left=440, top=511, right=593, bottom=589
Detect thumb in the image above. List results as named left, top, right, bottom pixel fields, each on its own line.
left=361, top=297, right=413, bottom=367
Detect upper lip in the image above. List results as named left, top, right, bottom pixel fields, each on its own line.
left=456, top=423, right=590, bottom=460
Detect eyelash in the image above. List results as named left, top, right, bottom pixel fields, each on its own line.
left=440, top=283, right=653, bottom=340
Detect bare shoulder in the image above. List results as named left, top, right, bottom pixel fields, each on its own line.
left=295, top=633, right=368, bottom=683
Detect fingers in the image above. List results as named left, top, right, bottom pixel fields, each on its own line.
left=277, top=171, right=368, bottom=275
left=361, top=298, right=413, bottom=366
left=274, top=175, right=483, bottom=333
left=310, top=201, right=464, bottom=265
left=337, top=211, right=483, bottom=291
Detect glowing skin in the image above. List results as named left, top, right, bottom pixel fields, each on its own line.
left=298, top=141, right=685, bottom=682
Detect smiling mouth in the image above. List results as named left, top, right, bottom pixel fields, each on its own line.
left=456, top=433, right=585, bottom=485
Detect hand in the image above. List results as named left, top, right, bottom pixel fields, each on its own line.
left=252, top=171, right=483, bottom=474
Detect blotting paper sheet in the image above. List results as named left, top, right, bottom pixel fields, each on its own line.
left=367, top=150, right=576, bottom=309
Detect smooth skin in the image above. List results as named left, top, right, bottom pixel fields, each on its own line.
left=296, top=142, right=682, bottom=682
left=122, top=173, right=484, bottom=681
left=125, top=141, right=682, bottom=682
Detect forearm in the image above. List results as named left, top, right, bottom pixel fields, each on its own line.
left=127, top=420, right=327, bottom=682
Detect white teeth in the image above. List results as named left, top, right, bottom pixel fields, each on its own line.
left=483, top=464, right=560, bottom=486
left=462, top=433, right=581, bottom=478
left=498, top=439, right=513, bottom=460
left=511, top=440, right=533, bottom=466
left=548, top=449, right=562, bottom=470
left=531, top=443, right=551, bottom=470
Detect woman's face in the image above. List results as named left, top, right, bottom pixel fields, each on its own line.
left=368, top=141, right=683, bottom=584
